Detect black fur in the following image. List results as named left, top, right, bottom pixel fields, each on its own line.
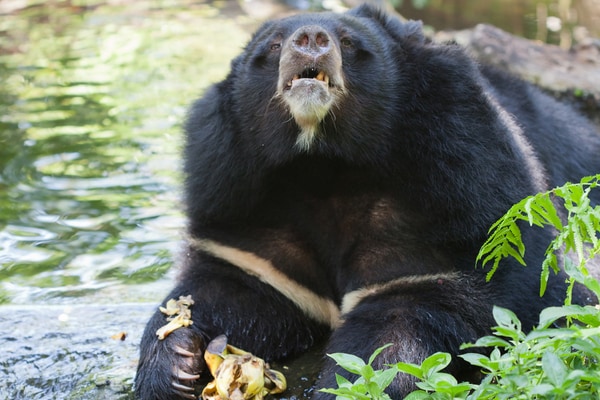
left=135, top=5, right=600, bottom=399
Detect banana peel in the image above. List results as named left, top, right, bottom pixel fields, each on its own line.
left=156, top=295, right=194, bottom=340
left=202, top=335, right=286, bottom=400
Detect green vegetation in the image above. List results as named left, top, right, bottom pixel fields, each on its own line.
left=320, top=344, right=400, bottom=400
left=322, top=175, right=600, bottom=399
left=478, top=174, right=600, bottom=302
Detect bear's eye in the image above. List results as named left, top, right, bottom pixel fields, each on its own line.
left=340, top=37, right=353, bottom=48
left=270, top=43, right=281, bottom=51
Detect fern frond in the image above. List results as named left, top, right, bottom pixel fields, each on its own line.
left=477, top=174, right=600, bottom=295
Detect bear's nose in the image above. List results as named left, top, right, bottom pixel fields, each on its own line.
left=290, top=25, right=331, bottom=59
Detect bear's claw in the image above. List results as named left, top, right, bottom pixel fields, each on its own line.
left=174, top=344, right=196, bottom=358
left=172, top=380, right=196, bottom=399
left=136, top=323, right=207, bottom=400
left=169, top=340, right=203, bottom=399
left=174, top=368, right=200, bottom=381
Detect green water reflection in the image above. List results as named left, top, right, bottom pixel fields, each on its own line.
left=0, top=0, right=252, bottom=305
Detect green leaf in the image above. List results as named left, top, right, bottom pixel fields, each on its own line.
left=505, top=243, right=526, bottom=266
left=427, top=371, right=458, bottom=388
left=538, top=305, right=587, bottom=329
left=581, top=214, right=599, bottom=247
left=540, top=304, right=600, bottom=328
left=371, top=367, right=400, bottom=392
left=541, top=196, right=564, bottom=230
left=360, top=364, right=375, bottom=381
left=459, top=353, right=494, bottom=370
left=509, top=222, right=525, bottom=255
left=319, top=387, right=365, bottom=399
left=368, top=343, right=393, bottom=366
left=420, top=352, right=451, bottom=376
left=523, top=196, right=536, bottom=225
left=580, top=276, right=600, bottom=301
left=366, top=380, right=385, bottom=398
left=395, top=361, right=424, bottom=379
left=477, top=175, right=600, bottom=290
left=571, top=222, right=585, bottom=262
left=352, top=383, right=370, bottom=396
left=465, top=335, right=511, bottom=348
left=403, top=391, right=432, bottom=400
left=493, top=306, right=521, bottom=330
left=484, top=258, right=501, bottom=282
left=447, top=381, right=476, bottom=395
left=539, top=252, right=557, bottom=295
left=487, top=253, right=509, bottom=280
left=542, top=350, right=567, bottom=387
left=493, top=326, right=524, bottom=341
left=335, top=373, right=353, bottom=387
left=327, top=352, right=366, bottom=375
left=530, top=383, right=555, bottom=395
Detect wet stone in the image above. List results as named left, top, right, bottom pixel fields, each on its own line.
left=0, top=303, right=321, bottom=399
left=0, top=304, right=151, bottom=400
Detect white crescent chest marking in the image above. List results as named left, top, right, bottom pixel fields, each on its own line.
left=189, top=237, right=342, bottom=328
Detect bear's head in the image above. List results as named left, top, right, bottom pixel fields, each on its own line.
left=227, top=5, right=425, bottom=154
left=276, top=22, right=345, bottom=149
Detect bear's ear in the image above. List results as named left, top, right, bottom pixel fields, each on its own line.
left=347, top=4, right=425, bottom=45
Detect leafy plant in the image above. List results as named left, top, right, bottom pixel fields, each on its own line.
left=321, top=348, right=475, bottom=400
left=477, top=174, right=600, bottom=301
left=396, top=353, right=475, bottom=399
left=321, top=175, right=600, bottom=399
left=458, top=304, right=600, bottom=399
left=320, top=344, right=397, bottom=400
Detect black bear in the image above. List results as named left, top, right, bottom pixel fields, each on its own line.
left=135, top=5, right=600, bottom=399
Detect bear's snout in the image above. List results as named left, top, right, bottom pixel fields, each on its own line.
left=290, top=25, right=332, bottom=59
left=277, top=24, right=345, bottom=149
left=279, top=25, right=342, bottom=81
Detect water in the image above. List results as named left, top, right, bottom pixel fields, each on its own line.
left=0, top=1, right=252, bottom=398
left=2, top=1, right=598, bottom=307
left=0, top=0, right=253, bottom=306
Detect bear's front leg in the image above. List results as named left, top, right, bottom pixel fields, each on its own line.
left=135, top=248, right=333, bottom=400
left=136, top=299, right=207, bottom=400
left=313, top=274, right=495, bottom=399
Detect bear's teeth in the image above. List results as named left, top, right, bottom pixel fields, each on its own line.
left=286, top=72, right=330, bottom=89
left=314, top=71, right=330, bottom=85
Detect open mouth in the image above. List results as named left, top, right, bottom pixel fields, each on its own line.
left=284, top=67, right=330, bottom=90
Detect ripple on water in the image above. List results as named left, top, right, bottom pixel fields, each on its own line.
left=0, top=0, right=251, bottom=306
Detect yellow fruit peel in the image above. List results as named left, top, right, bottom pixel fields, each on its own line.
left=202, top=335, right=287, bottom=400
left=156, top=295, right=194, bottom=340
